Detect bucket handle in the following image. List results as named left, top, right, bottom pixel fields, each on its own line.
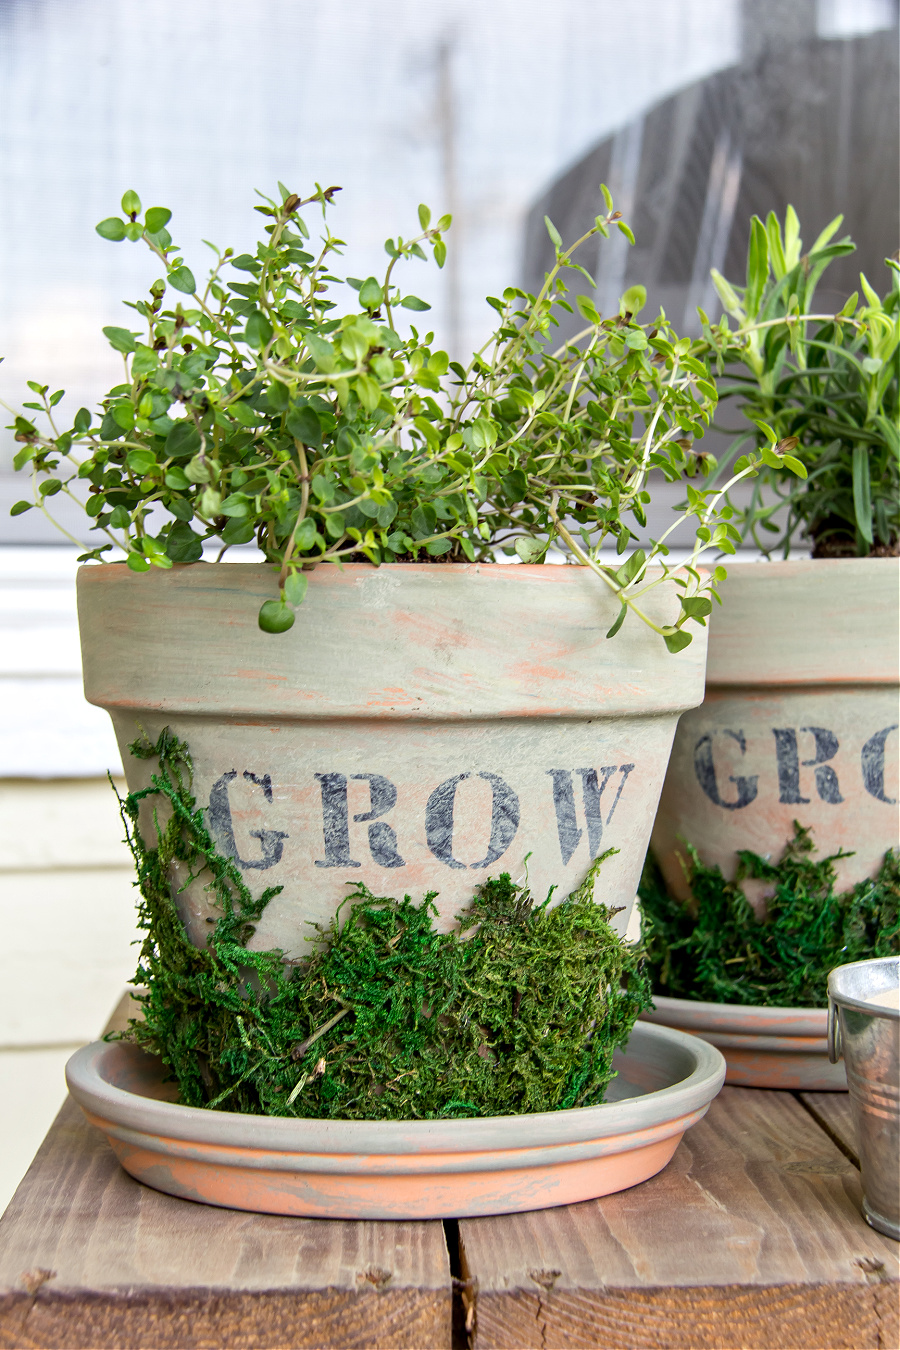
left=828, top=997, right=842, bottom=1064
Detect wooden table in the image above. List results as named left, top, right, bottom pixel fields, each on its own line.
left=1, top=1000, right=898, bottom=1350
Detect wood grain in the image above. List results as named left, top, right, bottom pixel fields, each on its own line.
left=0, top=992, right=451, bottom=1349
left=800, top=1091, right=859, bottom=1166
left=459, top=1087, right=900, bottom=1350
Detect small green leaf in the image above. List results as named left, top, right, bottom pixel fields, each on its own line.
left=358, top=276, right=384, bottom=310
left=103, top=326, right=137, bottom=354
left=166, top=421, right=200, bottom=458
left=433, top=239, right=447, bottom=269
left=417, top=203, right=432, bottom=230
left=126, top=449, right=157, bottom=475
left=121, top=189, right=142, bottom=216
left=245, top=311, right=273, bottom=349
left=680, top=596, right=712, bottom=619
left=165, top=466, right=191, bottom=490
left=620, top=284, right=646, bottom=315
left=283, top=571, right=309, bottom=606
left=73, top=407, right=91, bottom=434
left=600, top=183, right=613, bottom=213
left=616, top=221, right=636, bottom=245
left=165, top=521, right=204, bottom=562
left=400, top=295, right=431, bottom=311
left=145, top=206, right=172, bottom=234
left=606, top=603, right=627, bottom=639
left=664, top=629, right=692, bottom=653
left=782, top=455, right=807, bottom=479
left=576, top=294, right=601, bottom=323
left=544, top=216, right=562, bottom=250
left=96, top=217, right=126, bottom=241
left=286, top=405, right=322, bottom=447
left=258, top=599, right=295, bottom=633
left=167, top=265, right=196, bottom=294
left=10, top=500, right=33, bottom=516
left=222, top=518, right=255, bottom=546
left=514, top=536, right=544, bottom=563
left=127, top=552, right=152, bottom=572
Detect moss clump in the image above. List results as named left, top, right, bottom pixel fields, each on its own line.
left=115, top=729, right=651, bottom=1119
left=639, top=824, right=900, bottom=1009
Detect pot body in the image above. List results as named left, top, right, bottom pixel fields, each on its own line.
left=78, top=562, right=707, bottom=956
left=651, top=558, right=900, bottom=906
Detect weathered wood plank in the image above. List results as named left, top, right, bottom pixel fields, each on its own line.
left=459, top=1087, right=899, bottom=1350
left=0, top=992, right=451, bottom=1349
left=800, top=1091, right=859, bottom=1166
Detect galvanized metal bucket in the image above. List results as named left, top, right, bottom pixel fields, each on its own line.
left=828, top=956, right=900, bottom=1240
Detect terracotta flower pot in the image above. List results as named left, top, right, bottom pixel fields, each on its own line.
left=651, top=557, right=899, bottom=907
left=78, top=562, right=708, bottom=956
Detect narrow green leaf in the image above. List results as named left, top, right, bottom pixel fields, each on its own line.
left=852, top=444, right=874, bottom=544
left=617, top=221, right=636, bottom=246
left=808, top=213, right=844, bottom=256
left=544, top=216, right=562, bottom=250
left=605, top=603, right=627, bottom=639
left=745, top=216, right=769, bottom=318
left=400, top=295, right=431, bottom=311
left=600, top=183, right=613, bottom=213
left=417, top=203, right=431, bottom=230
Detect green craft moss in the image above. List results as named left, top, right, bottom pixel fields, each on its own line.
left=114, top=729, right=652, bottom=1119
left=639, top=824, right=900, bottom=1009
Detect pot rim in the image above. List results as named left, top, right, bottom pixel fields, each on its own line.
left=66, top=1020, right=725, bottom=1155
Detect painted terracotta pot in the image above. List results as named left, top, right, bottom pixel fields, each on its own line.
left=65, top=1021, right=725, bottom=1219
left=641, top=996, right=846, bottom=1091
left=78, top=562, right=707, bottom=952
left=651, top=558, right=899, bottom=906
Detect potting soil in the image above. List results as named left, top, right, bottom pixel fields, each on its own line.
left=113, top=729, right=652, bottom=1120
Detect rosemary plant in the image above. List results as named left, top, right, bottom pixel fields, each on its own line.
left=7, top=184, right=800, bottom=644
left=700, top=208, right=899, bottom=556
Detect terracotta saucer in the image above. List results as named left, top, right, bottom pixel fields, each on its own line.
left=65, top=1021, right=725, bottom=1220
left=641, top=996, right=846, bottom=1090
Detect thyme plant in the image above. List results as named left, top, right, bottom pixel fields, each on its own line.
left=7, top=184, right=799, bottom=644
left=700, top=208, right=899, bottom=556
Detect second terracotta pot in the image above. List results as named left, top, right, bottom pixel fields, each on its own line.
left=651, top=557, right=899, bottom=909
